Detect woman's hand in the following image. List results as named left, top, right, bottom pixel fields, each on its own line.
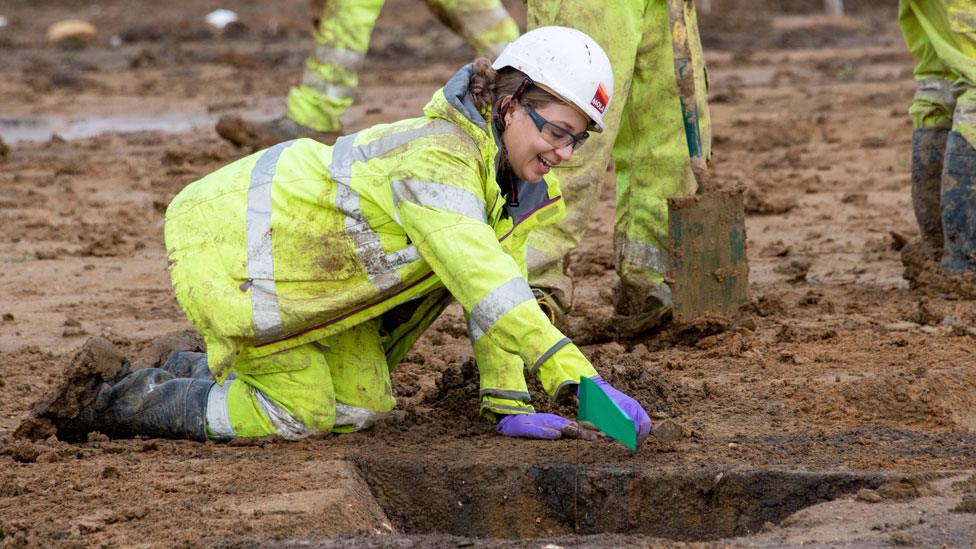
left=497, top=413, right=602, bottom=440
left=585, top=376, right=653, bottom=442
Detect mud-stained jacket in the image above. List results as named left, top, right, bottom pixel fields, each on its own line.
left=165, top=65, right=598, bottom=415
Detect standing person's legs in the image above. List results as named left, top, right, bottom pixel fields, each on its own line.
left=425, top=0, right=519, bottom=59
left=900, top=0, right=976, bottom=272
left=216, top=0, right=384, bottom=151
left=941, top=86, right=976, bottom=273
left=900, top=0, right=955, bottom=251
left=287, top=0, right=386, bottom=133
left=524, top=0, right=643, bottom=314
left=611, top=0, right=709, bottom=335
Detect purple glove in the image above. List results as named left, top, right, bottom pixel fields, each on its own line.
left=497, top=413, right=571, bottom=439
left=586, top=376, right=653, bottom=441
left=497, top=412, right=607, bottom=440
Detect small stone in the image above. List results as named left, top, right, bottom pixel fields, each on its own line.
left=953, top=493, right=976, bottom=513
left=890, top=533, right=918, bottom=547
left=651, top=419, right=688, bottom=443
left=855, top=488, right=883, bottom=503
left=46, top=20, right=97, bottom=47
left=0, top=440, right=40, bottom=463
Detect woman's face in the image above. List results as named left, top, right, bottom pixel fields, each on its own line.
left=501, top=100, right=589, bottom=182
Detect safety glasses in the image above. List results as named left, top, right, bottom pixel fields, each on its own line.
left=522, top=103, right=589, bottom=151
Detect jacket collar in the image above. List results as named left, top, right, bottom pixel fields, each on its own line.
left=423, top=65, right=561, bottom=220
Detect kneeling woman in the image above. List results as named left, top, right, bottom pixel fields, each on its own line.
left=52, top=27, right=651, bottom=443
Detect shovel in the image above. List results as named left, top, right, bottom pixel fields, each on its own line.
left=666, top=0, right=749, bottom=323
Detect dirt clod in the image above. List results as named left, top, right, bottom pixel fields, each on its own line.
left=954, top=494, right=976, bottom=513
left=15, top=337, right=127, bottom=441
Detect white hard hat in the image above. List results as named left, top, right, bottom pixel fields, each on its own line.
left=492, top=26, right=614, bottom=132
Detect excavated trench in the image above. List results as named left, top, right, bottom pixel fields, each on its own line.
left=354, top=456, right=891, bottom=541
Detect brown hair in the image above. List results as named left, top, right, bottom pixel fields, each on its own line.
left=469, top=57, right=562, bottom=130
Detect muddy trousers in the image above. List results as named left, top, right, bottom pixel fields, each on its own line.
left=524, top=0, right=709, bottom=331
left=171, top=291, right=451, bottom=440
left=287, top=0, right=519, bottom=132
left=900, top=0, right=976, bottom=272
left=195, top=320, right=398, bottom=440
left=941, top=131, right=976, bottom=272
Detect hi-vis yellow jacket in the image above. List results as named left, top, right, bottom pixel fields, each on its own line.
left=165, top=65, right=598, bottom=416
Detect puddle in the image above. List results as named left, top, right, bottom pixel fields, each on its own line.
left=0, top=98, right=282, bottom=144
left=356, top=456, right=890, bottom=541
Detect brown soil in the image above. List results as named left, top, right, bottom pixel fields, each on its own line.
left=2, top=1, right=975, bottom=547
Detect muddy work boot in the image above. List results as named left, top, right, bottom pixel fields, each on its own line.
left=215, top=115, right=340, bottom=152
left=610, top=279, right=672, bottom=338
left=911, top=127, right=949, bottom=250
left=18, top=337, right=212, bottom=442
left=160, top=351, right=212, bottom=380
left=941, top=131, right=976, bottom=274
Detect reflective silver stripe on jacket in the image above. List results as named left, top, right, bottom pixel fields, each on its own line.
left=482, top=401, right=533, bottom=414
left=954, top=101, right=976, bottom=127
left=300, top=70, right=355, bottom=100
left=615, top=236, right=668, bottom=274
left=328, top=121, right=461, bottom=185
left=328, top=123, right=462, bottom=291
left=333, top=183, right=419, bottom=292
left=255, top=387, right=319, bottom=440
left=479, top=388, right=531, bottom=402
left=246, top=140, right=295, bottom=339
left=334, top=403, right=388, bottom=431
left=205, top=380, right=236, bottom=440
left=467, top=314, right=486, bottom=344
left=469, top=277, right=534, bottom=335
left=392, top=179, right=487, bottom=223
left=312, top=45, right=365, bottom=71
left=916, top=78, right=956, bottom=109
left=460, top=5, right=511, bottom=38
left=530, top=337, right=571, bottom=374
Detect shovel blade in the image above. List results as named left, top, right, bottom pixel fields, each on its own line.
left=667, top=187, right=749, bottom=323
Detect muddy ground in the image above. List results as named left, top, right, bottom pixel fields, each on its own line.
left=2, top=1, right=976, bottom=547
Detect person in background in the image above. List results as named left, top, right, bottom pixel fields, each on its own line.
left=900, top=0, right=976, bottom=275
left=524, top=0, right=711, bottom=337
left=216, top=0, right=519, bottom=151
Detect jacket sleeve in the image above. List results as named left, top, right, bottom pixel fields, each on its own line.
left=391, top=146, right=597, bottom=401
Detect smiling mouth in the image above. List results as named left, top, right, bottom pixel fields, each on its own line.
left=538, top=155, right=553, bottom=168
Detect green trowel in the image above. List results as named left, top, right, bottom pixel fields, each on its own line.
left=578, top=376, right=638, bottom=452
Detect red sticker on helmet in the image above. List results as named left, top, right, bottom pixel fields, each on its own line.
left=590, top=83, right=609, bottom=114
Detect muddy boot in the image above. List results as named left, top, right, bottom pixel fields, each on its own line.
left=18, top=337, right=212, bottom=442
left=610, top=279, right=672, bottom=338
left=215, top=115, right=340, bottom=152
left=911, top=127, right=949, bottom=250
left=940, top=131, right=976, bottom=274
left=57, top=368, right=212, bottom=442
left=160, top=351, right=213, bottom=380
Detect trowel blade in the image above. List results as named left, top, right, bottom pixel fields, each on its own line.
left=578, top=376, right=638, bottom=452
